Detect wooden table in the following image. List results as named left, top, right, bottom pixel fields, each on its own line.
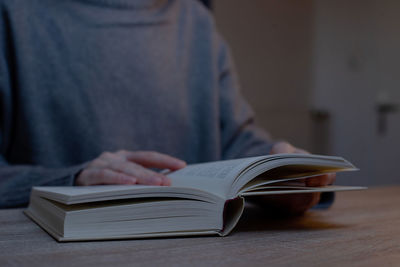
left=1, top=186, right=399, bottom=266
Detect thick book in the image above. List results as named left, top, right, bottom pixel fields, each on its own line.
left=25, top=154, right=364, bottom=241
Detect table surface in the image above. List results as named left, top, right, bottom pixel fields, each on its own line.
left=1, top=186, right=399, bottom=267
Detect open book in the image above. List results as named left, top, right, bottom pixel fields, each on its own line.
left=25, top=154, right=364, bottom=241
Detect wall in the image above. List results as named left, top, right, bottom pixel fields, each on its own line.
left=312, top=0, right=400, bottom=185
left=214, top=0, right=315, bottom=150
left=214, top=0, right=400, bottom=185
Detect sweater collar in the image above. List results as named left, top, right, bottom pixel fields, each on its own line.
left=67, top=0, right=175, bottom=26
left=78, top=0, right=167, bottom=9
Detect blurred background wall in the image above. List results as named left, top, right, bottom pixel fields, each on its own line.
left=213, top=0, right=400, bottom=186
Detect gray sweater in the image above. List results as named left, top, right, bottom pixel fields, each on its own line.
left=0, top=0, right=273, bottom=208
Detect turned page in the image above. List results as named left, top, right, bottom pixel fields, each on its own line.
left=167, top=156, right=266, bottom=198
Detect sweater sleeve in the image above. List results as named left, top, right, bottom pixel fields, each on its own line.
left=217, top=38, right=275, bottom=160
left=0, top=10, right=86, bottom=208
left=0, top=61, right=85, bottom=209
left=0, top=159, right=86, bottom=208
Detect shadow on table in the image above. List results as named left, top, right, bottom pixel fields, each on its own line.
left=234, top=203, right=351, bottom=233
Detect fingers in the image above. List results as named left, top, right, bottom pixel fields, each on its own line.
left=270, top=141, right=296, bottom=154
left=270, top=141, right=310, bottom=155
left=118, top=150, right=186, bottom=171
left=306, top=173, right=336, bottom=187
left=75, top=150, right=185, bottom=186
left=106, top=159, right=171, bottom=186
left=248, top=192, right=321, bottom=216
left=285, top=192, right=321, bottom=215
left=77, top=169, right=137, bottom=186
left=290, top=192, right=321, bottom=214
left=102, top=150, right=179, bottom=185
left=293, top=147, right=309, bottom=154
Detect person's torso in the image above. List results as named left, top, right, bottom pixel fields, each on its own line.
left=1, top=0, right=223, bottom=166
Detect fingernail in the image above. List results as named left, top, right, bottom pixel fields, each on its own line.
left=175, top=160, right=186, bottom=168
left=162, top=177, right=171, bottom=186
left=152, top=176, right=163, bottom=185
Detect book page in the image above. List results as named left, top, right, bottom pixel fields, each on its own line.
left=240, top=185, right=367, bottom=196
left=32, top=185, right=222, bottom=204
left=229, top=154, right=357, bottom=197
left=167, top=156, right=265, bottom=198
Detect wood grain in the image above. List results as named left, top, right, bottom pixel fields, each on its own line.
left=0, top=186, right=399, bottom=267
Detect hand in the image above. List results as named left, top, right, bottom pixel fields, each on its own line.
left=270, top=141, right=336, bottom=187
left=248, top=141, right=336, bottom=216
left=75, top=150, right=186, bottom=186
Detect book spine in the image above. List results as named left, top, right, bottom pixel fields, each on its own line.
left=220, top=197, right=245, bottom=236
